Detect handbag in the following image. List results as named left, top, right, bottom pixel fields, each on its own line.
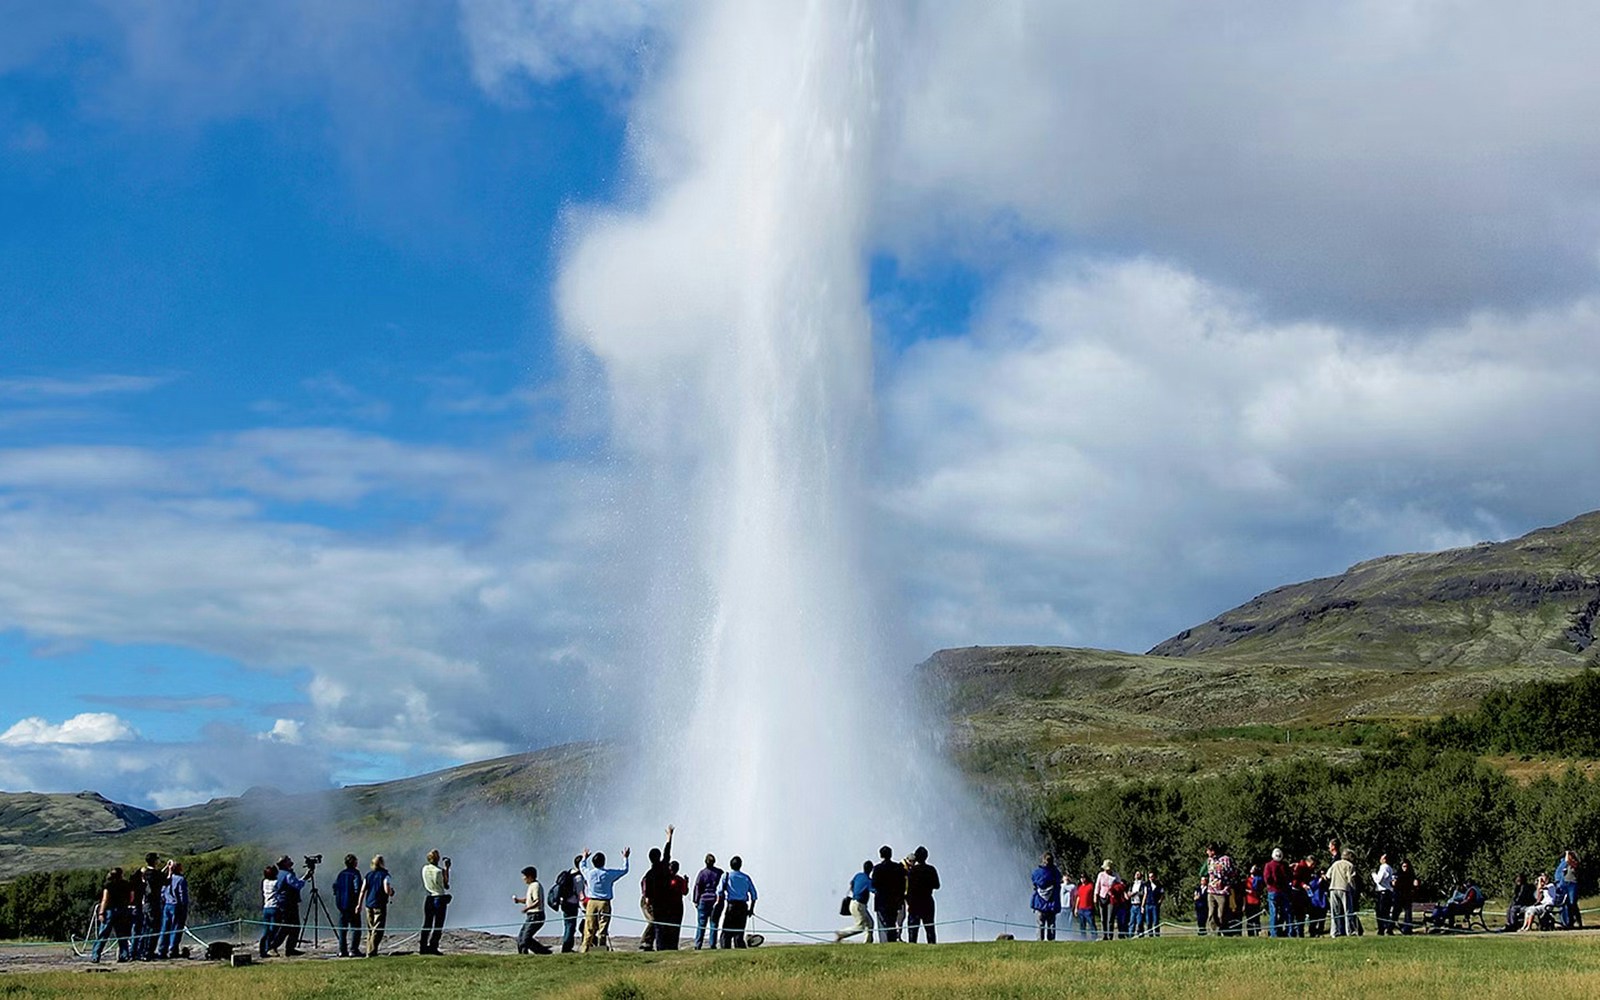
left=839, top=895, right=852, bottom=917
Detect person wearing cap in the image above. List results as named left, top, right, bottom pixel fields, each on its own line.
left=332, top=854, right=365, bottom=957
left=1263, top=848, right=1291, bottom=938
left=363, top=855, right=395, bottom=956
left=272, top=856, right=306, bottom=956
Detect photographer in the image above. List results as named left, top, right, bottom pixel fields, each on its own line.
left=156, top=859, right=188, bottom=960
left=272, top=856, right=307, bottom=956
left=420, top=849, right=451, bottom=955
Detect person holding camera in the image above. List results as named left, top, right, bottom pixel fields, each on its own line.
left=420, top=849, right=451, bottom=955
left=156, top=860, right=188, bottom=959
left=272, top=856, right=307, bottom=956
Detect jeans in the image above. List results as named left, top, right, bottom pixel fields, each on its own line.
left=1143, top=902, right=1160, bottom=935
left=337, top=907, right=363, bottom=955
left=518, top=913, right=546, bottom=953
left=1036, top=910, right=1056, bottom=941
left=561, top=903, right=579, bottom=952
left=421, top=895, right=449, bottom=952
left=875, top=905, right=901, bottom=942
left=1397, top=899, right=1413, bottom=934
left=1375, top=889, right=1395, bottom=934
left=158, top=902, right=186, bottom=957
left=906, top=900, right=936, bottom=943
left=1244, top=903, right=1262, bottom=936
left=696, top=898, right=724, bottom=949
left=1267, top=891, right=1289, bottom=937
left=721, top=900, right=750, bottom=948
left=258, top=907, right=278, bottom=956
left=93, top=906, right=132, bottom=962
left=1076, top=907, right=1095, bottom=938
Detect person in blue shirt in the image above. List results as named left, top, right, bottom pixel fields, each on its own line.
left=332, top=854, right=365, bottom=957
left=836, top=861, right=875, bottom=942
left=1031, top=852, right=1063, bottom=941
left=156, top=860, right=188, bottom=959
left=580, top=846, right=631, bottom=953
left=271, top=857, right=307, bottom=956
left=718, top=856, right=758, bottom=949
left=362, top=856, right=395, bottom=957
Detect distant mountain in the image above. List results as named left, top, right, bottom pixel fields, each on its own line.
left=1150, top=510, right=1600, bottom=667
left=924, top=511, right=1600, bottom=792
left=0, top=741, right=609, bottom=879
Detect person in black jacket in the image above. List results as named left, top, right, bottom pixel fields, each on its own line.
left=1503, top=873, right=1536, bottom=932
left=870, top=846, right=905, bottom=942
left=904, top=847, right=941, bottom=943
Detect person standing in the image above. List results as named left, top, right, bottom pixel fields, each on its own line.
left=514, top=866, right=551, bottom=954
left=1094, top=860, right=1117, bottom=941
left=693, top=854, right=725, bottom=950
left=91, top=866, right=134, bottom=964
left=332, top=854, right=364, bottom=957
left=419, top=849, right=451, bottom=955
left=272, top=857, right=306, bottom=957
left=363, top=855, right=395, bottom=957
left=553, top=855, right=585, bottom=953
left=870, top=846, right=905, bottom=943
left=1555, top=850, right=1580, bottom=928
left=1142, top=874, right=1163, bottom=936
left=258, top=864, right=282, bottom=958
left=904, top=846, right=940, bottom=944
left=1203, top=846, right=1235, bottom=936
left=1075, top=877, right=1097, bottom=939
left=718, top=856, right=758, bottom=949
left=1128, top=872, right=1147, bottom=937
left=156, top=860, right=188, bottom=959
left=132, top=853, right=165, bottom=960
left=580, top=846, right=631, bottom=952
left=1326, top=840, right=1356, bottom=938
left=641, top=826, right=677, bottom=951
left=1263, top=848, right=1291, bottom=938
left=1031, top=852, right=1063, bottom=941
left=837, top=861, right=876, bottom=943
left=1394, top=858, right=1417, bottom=935
left=1372, top=853, right=1396, bottom=935
left=1243, top=865, right=1264, bottom=937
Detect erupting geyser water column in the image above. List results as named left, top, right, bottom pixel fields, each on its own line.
left=559, top=0, right=1006, bottom=926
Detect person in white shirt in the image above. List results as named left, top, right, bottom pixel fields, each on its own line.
left=513, top=866, right=551, bottom=954
left=1372, top=854, right=1396, bottom=935
left=420, top=849, right=451, bottom=955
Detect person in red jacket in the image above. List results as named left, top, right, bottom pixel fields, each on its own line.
left=1262, top=848, right=1292, bottom=938
left=1243, top=865, right=1265, bottom=936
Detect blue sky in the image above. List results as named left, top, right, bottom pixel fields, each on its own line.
left=4, top=1, right=1600, bottom=809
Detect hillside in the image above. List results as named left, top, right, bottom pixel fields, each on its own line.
left=0, top=741, right=609, bottom=880
left=925, top=510, right=1600, bottom=792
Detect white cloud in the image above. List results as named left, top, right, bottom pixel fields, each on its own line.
left=261, top=719, right=303, bottom=745
left=457, top=0, right=665, bottom=96
left=0, top=374, right=172, bottom=400
left=0, top=712, right=137, bottom=746
left=881, top=257, right=1600, bottom=652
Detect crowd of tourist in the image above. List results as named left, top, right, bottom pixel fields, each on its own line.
left=85, top=832, right=1581, bottom=961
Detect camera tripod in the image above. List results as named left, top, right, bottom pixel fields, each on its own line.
left=300, top=865, right=340, bottom=952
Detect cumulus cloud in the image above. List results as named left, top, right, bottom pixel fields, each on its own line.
left=881, top=256, right=1600, bottom=652
left=882, top=1, right=1600, bottom=324
left=0, top=712, right=137, bottom=746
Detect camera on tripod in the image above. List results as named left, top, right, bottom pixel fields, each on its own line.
left=304, top=854, right=323, bottom=870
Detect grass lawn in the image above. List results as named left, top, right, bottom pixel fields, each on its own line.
left=4, top=935, right=1597, bottom=999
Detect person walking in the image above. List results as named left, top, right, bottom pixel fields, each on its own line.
left=156, top=860, right=188, bottom=959
left=91, top=866, right=134, bottom=963
left=363, top=855, right=395, bottom=957
left=718, top=856, right=758, bottom=949
left=580, top=846, right=631, bottom=952
left=836, top=861, right=876, bottom=943
left=693, top=854, right=725, bottom=950
left=1263, top=848, right=1291, bottom=938
left=515, top=866, right=552, bottom=954
left=870, top=846, right=905, bottom=943
left=904, top=847, right=940, bottom=943
left=332, top=854, right=364, bottom=957
left=1326, top=840, right=1356, bottom=938
left=1031, top=852, right=1063, bottom=941
left=419, top=850, right=451, bottom=955
left=1372, top=853, right=1396, bottom=935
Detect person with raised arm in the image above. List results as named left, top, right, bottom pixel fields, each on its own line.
left=580, top=844, right=631, bottom=952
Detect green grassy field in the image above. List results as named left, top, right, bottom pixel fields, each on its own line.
left=5, top=936, right=1598, bottom=1000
